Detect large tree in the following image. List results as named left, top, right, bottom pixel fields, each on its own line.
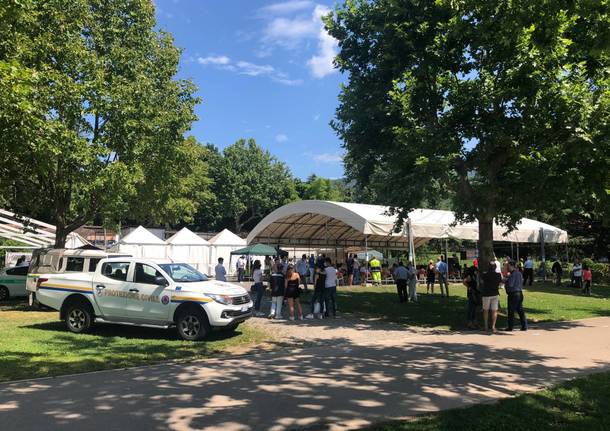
left=295, top=174, right=351, bottom=201
left=0, top=0, right=202, bottom=246
left=327, top=0, right=610, bottom=268
left=199, top=139, right=298, bottom=233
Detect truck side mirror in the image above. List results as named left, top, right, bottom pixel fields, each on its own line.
left=155, top=275, right=168, bottom=286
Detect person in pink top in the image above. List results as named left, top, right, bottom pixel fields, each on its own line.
left=582, top=265, right=593, bottom=296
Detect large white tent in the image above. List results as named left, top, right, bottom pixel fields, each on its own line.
left=247, top=201, right=568, bottom=253
left=109, top=225, right=167, bottom=259
left=209, top=229, right=247, bottom=275
left=166, top=227, right=210, bottom=273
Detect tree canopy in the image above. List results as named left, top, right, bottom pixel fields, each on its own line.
left=327, top=0, right=610, bottom=267
left=0, top=0, right=203, bottom=246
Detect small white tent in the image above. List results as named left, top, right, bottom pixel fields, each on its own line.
left=209, top=229, right=247, bottom=275
left=166, top=227, right=210, bottom=273
left=110, top=226, right=167, bottom=259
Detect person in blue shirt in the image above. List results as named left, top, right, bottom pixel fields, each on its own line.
left=435, top=255, right=449, bottom=297
left=503, top=261, right=528, bottom=331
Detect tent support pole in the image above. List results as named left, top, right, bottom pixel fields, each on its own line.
left=516, top=242, right=520, bottom=262
left=510, top=242, right=514, bottom=260
left=445, top=238, right=449, bottom=281
left=540, top=228, right=546, bottom=281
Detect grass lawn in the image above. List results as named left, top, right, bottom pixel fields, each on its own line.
left=337, top=281, right=610, bottom=329
left=369, top=371, right=610, bottom=431
left=0, top=300, right=268, bottom=382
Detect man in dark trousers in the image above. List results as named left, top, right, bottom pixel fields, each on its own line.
left=551, top=258, right=563, bottom=286
left=504, top=261, right=528, bottom=331
left=393, top=261, right=409, bottom=303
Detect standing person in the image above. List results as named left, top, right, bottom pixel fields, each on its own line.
left=360, top=261, right=368, bottom=286
left=268, top=260, right=285, bottom=320
left=426, top=260, right=436, bottom=294
left=582, top=265, right=592, bottom=295
left=324, top=257, right=337, bottom=318
left=264, top=255, right=272, bottom=276
left=252, top=260, right=266, bottom=317
left=284, top=264, right=303, bottom=320
left=394, top=261, right=408, bottom=303
left=523, top=256, right=534, bottom=286
left=237, top=256, right=246, bottom=282
left=308, top=254, right=316, bottom=284
left=406, top=261, right=418, bottom=303
left=353, top=258, right=361, bottom=285
left=572, top=258, right=583, bottom=290
left=296, top=254, right=309, bottom=292
left=215, top=257, right=227, bottom=282
left=369, top=256, right=381, bottom=285
left=436, top=256, right=449, bottom=297
left=464, top=266, right=480, bottom=329
left=346, top=253, right=355, bottom=286
left=481, top=262, right=502, bottom=333
left=306, top=266, right=326, bottom=319
left=504, top=261, right=528, bottom=331
left=551, top=258, right=563, bottom=286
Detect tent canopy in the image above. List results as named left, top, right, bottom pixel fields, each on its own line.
left=230, top=243, right=278, bottom=256
left=118, top=226, right=165, bottom=245
left=247, top=200, right=568, bottom=248
left=209, top=229, right=246, bottom=246
left=166, top=227, right=209, bottom=245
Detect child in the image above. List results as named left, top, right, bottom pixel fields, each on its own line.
left=582, top=265, right=592, bottom=296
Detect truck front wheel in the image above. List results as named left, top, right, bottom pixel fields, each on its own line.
left=176, top=307, right=210, bottom=341
left=65, top=303, right=93, bottom=333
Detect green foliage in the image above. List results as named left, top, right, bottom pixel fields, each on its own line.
left=327, top=0, right=610, bottom=269
left=0, top=0, right=203, bottom=245
left=295, top=174, right=351, bottom=201
left=196, top=139, right=298, bottom=233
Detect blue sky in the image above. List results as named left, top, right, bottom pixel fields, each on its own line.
left=154, top=0, right=346, bottom=179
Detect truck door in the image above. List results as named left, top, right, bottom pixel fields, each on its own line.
left=92, top=261, right=132, bottom=319
left=125, top=263, right=171, bottom=324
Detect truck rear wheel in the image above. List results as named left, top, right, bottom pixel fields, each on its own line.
left=176, top=307, right=210, bottom=341
left=64, top=303, right=93, bottom=333
left=0, top=286, right=9, bottom=301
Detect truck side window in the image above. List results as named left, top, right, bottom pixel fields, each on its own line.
left=134, top=263, right=164, bottom=285
left=88, top=258, right=101, bottom=272
left=6, top=266, right=28, bottom=276
left=101, top=262, right=130, bottom=281
left=66, top=257, right=85, bottom=272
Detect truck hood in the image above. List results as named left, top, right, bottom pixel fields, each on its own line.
left=174, top=280, right=248, bottom=296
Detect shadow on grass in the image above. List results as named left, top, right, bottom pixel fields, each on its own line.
left=525, top=282, right=610, bottom=299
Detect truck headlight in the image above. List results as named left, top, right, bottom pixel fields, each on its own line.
left=208, top=294, right=232, bottom=305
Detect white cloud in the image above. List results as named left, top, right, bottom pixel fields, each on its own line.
left=260, top=0, right=313, bottom=15
left=313, top=113, right=320, bottom=121
left=307, top=6, right=338, bottom=78
left=275, top=133, right=288, bottom=143
left=313, top=152, right=343, bottom=164
left=264, top=16, right=317, bottom=42
left=198, top=55, right=231, bottom=65
left=236, top=61, right=275, bottom=76
left=197, top=55, right=302, bottom=86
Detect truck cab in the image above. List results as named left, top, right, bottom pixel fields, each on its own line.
left=28, top=257, right=253, bottom=341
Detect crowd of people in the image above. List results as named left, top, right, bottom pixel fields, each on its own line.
left=213, top=250, right=596, bottom=326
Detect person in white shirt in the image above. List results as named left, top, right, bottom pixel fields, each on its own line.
left=572, top=258, right=583, bottom=289
left=323, top=257, right=337, bottom=318
left=523, top=257, right=534, bottom=286
left=406, top=261, right=418, bottom=302
left=215, top=258, right=227, bottom=282
left=296, top=254, right=309, bottom=291
left=237, top=256, right=246, bottom=282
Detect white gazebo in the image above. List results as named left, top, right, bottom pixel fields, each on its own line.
left=165, top=227, right=210, bottom=273
left=209, top=229, right=247, bottom=275
left=110, top=226, right=167, bottom=259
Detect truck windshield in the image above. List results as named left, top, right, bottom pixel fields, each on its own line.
left=159, top=263, right=208, bottom=283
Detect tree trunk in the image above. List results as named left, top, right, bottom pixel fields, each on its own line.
left=54, top=220, right=68, bottom=249
left=478, top=215, right=495, bottom=271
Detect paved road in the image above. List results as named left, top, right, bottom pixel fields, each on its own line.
left=1, top=317, right=609, bottom=431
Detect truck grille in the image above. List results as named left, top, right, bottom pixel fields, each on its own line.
left=232, top=294, right=250, bottom=305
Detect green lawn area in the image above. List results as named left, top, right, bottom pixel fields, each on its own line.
left=337, top=281, right=610, bottom=329
left=0, top=300, right=267, bottom=382
left=369, top=371, right=610, bottom=431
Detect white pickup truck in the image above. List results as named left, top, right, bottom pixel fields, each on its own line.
left=26, top=257, right=253, bottom=340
